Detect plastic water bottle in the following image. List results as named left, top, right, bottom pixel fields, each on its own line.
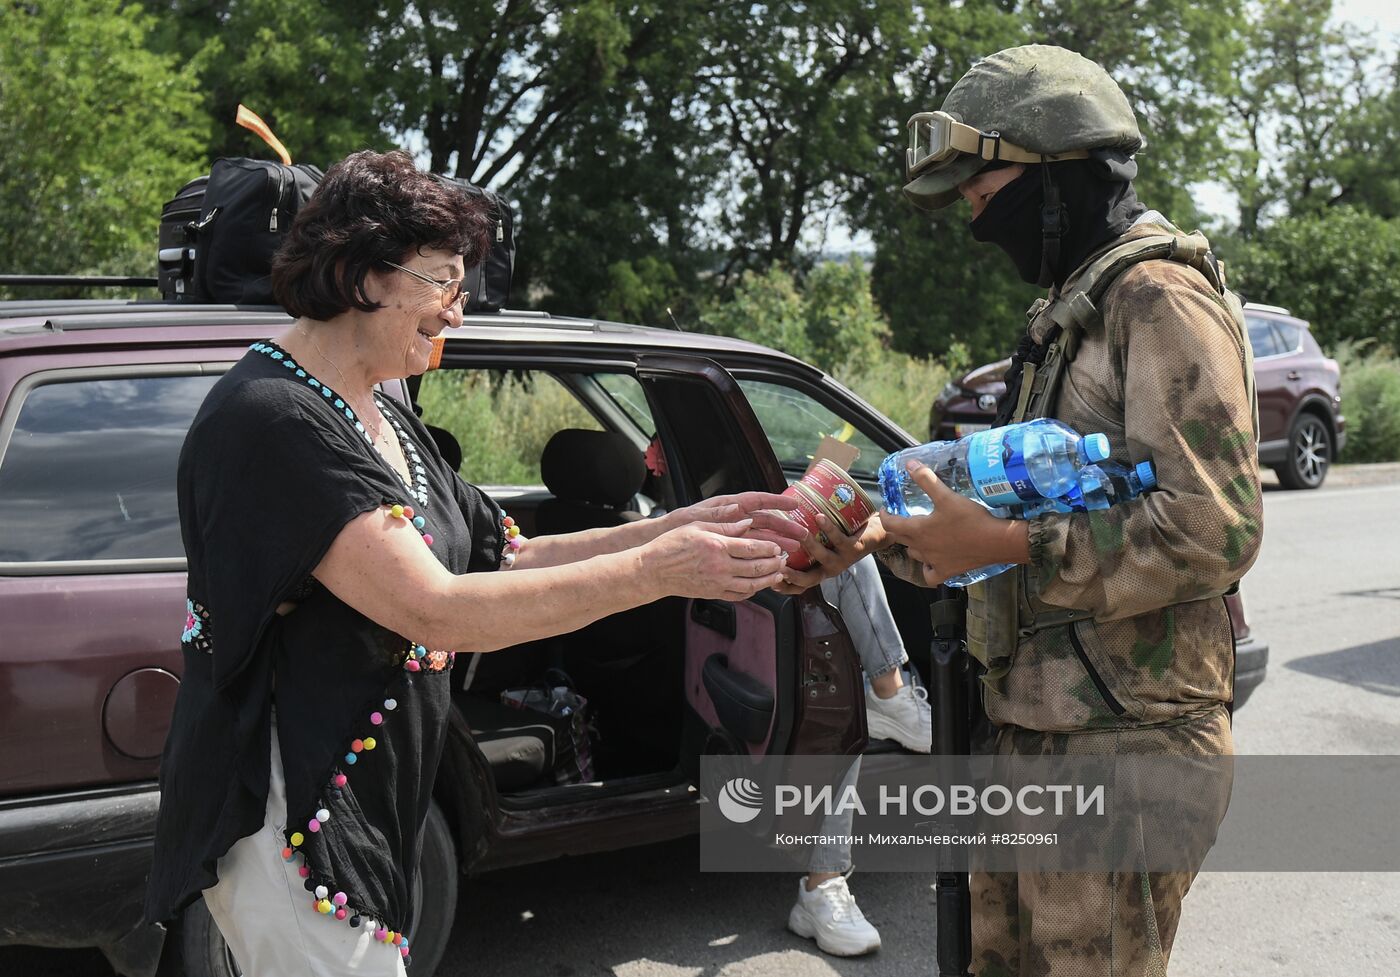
left=878, top=418, right=1112, bottom=517
left=1027, top=460, right=1158, bottom=515
left=947, top=460, right=1158, bottom=586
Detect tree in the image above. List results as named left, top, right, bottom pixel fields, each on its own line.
left=700, top=1, right=924, bottom=280
left=0, top=0, right=206, bottom=278
left=139, top=0, right=392, bottom=167
left=1224, top=207, right=1400, bottom=353
left=508, top=5, right=722, bottom=324
left=372, top=1, right=674, bottom=184
left=1218, top=0, right=1397, bottom=235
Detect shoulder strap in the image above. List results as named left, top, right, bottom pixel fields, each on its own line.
left=1049, top=231, right=1215, bottom=340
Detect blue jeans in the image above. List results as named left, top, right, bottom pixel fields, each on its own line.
left=809, top=557, right=907, bottom=874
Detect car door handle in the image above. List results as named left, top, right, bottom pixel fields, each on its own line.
left=1286, top=370, right=1301, bottom=380
left=692, top=599, right=737, bottom=640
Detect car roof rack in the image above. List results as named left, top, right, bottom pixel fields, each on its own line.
left=0, top=275, right=160, bottom=289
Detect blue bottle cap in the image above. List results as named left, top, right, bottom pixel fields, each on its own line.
left=1083, top=433, right=1110, bottom=463
left=1135, top=460, right=1157, bottom=489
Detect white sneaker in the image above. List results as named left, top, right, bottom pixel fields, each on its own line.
left=788, top=875, right=881, bottom=956
left=865, top=679, right=932, bottom=753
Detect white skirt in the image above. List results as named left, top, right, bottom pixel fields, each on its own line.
left=201, top=719, right=408, bottom=977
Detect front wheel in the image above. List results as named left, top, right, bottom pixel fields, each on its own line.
left=1273, top=412, right=1332, bottom=490
left=160, top=800, right=458, bottom=976
left=406, top=800, right=459, bottom=974
left=158, top=899, right=240, bottom=977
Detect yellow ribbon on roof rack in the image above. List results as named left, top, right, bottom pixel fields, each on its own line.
left=234, top=104, right=292, bottom=166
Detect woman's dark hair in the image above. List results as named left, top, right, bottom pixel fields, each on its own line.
left=272, top=150, right=493, bottom=320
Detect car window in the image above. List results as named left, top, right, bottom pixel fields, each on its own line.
left=1246, top=318, right=1283, bottom=358
left=1273, top=322, right=1302, bottom=353
left=737, top=378, right=885, bottom=480
left=0, top=374, right=218, bottom=563
left=594, top=372, right=656, bottom=433
left=415, top=368, right=602, bottom=484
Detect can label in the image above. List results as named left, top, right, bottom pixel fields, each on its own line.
left=966, top=428, right=1039, bottom=506
left=801, top=460, right=875, bottom=531
left=778, top=461, right=874, bottom=571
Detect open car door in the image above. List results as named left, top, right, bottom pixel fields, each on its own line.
left=635, top=354, right=866, bottom=774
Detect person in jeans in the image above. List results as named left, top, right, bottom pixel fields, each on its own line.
left=786, top=556, right=931, bottom=956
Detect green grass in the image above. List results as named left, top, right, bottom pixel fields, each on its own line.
left=416, top=370, right=600, bottom=484
left=834, top=348, right=950, bottom=441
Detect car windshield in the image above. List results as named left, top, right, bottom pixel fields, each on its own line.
left=736, top=379, right=884, bottom=480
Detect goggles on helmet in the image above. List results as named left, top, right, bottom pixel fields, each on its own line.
left=905, top=111, right=1089, bottom=180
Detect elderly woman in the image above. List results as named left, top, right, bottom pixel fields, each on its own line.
left=144, top=150, right=800, bottom=975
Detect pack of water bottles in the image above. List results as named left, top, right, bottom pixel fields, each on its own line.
left=877, top=418, right=1157, bottom=587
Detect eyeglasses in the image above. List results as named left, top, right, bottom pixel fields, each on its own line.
left=382, top=260, right=470, bottom=312
left=905, top=111, right=1089, bottom=180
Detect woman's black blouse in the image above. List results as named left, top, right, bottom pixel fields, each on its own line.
left=144, top=342, right=502, bottom=939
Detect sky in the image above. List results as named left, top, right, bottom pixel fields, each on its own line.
left=1192, top=0, right=1400, bottom=222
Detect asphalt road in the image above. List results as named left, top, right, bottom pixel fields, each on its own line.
left=5, top=466, right=1398, bottom=976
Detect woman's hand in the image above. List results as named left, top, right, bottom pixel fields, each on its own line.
left=879, top=464, right=1030, bottom=586
left=670, top=491, right=806, bottom=554
left=772, top=511, right=889, bottom=595
left=642, top=519, right=791, bottom=601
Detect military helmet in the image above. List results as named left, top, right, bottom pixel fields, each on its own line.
left=903, top=44, right=1143, bottom=211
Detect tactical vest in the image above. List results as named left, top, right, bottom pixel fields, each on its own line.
left=965, top=226, right=1259, bottom=691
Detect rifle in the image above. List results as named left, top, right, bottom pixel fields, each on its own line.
left=929, top=585, right=974, bottom=977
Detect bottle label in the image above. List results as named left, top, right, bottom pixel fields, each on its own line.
left=966, top=428, right=1041, bottom=506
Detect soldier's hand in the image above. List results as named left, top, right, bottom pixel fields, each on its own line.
left=880, top=463, right=1030, bottom=586
left=773, top=512, right=888, bottom=594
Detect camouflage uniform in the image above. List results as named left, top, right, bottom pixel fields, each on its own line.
left=895, top=46, right=1262, bottom=977
left=963, top=218, right=1259, bottom=977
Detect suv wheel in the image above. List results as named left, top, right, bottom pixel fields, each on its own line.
left=160, top=899, right=240, bottom=977
left=160, top=801, right=458, bottom=976
left=408, top=800, right=459, bottom=974
left=1274, top=412, right=1331, bottom=490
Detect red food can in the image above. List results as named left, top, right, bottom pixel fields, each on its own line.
left=780, top=460, right=876, bottom=571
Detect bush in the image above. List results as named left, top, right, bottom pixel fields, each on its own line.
left=698, top=259, right=890, bottom=375
left=834, top=349, right=950, bottom=440
left=1333, top=342, right=1400, bottom=463
left=700, top=258, right=951, bottom=437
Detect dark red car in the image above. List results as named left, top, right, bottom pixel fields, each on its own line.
left=0, top=290, right=890, bottom=977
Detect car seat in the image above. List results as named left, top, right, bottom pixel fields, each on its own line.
left=534, top=429, right=647, bottom=535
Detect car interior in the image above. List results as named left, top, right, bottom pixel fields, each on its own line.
left=406, top=363, right=934, bottom=805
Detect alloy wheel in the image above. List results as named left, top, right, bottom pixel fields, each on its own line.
left=1290, top=416, right=1331, bottom=488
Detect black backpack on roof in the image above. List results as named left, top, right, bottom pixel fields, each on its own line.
left=159, top=162, right=515, bottom=310
left=158, top=158, right=323, bottom=304
left=434, top=176, right=516, bottom=313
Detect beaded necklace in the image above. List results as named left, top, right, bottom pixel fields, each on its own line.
left=252, top=342, right=430, bottom=510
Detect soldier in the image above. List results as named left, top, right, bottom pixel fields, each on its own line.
left=778, top=44, right=1262, bottom=976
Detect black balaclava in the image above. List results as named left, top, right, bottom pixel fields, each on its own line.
left=969, top=151, right=1146, bottom=290
left=985, top=150, right=1148, bottom=426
